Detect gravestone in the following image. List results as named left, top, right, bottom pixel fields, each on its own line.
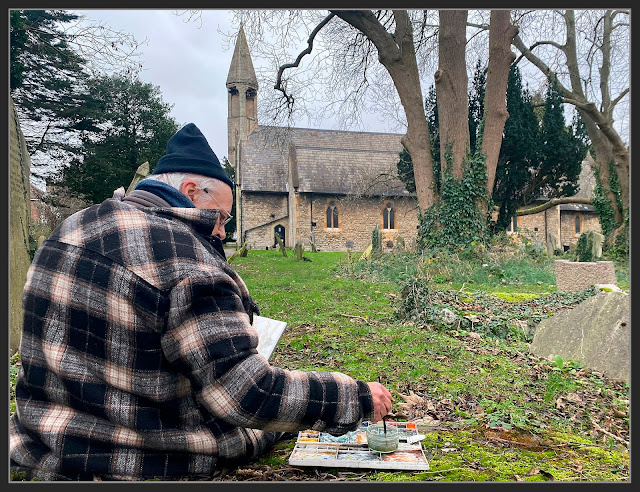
left=126, top=161, right=150, bottom=194
left=529, top=291, right=630, bottom=382
left=9, top=98, right=33, bottom=354
left=554, top=259, right=617, bottom=291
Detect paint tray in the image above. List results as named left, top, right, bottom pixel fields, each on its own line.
left=288, top=421, right=429, bottom=471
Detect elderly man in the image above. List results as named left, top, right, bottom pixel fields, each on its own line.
left=10, top=123, right=392, bottom=481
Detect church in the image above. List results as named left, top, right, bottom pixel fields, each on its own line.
left=226, top=27, right=419, bottom=253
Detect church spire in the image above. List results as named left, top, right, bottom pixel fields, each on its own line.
left=226, top=25, right=258, bottom=88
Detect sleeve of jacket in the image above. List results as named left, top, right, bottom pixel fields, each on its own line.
left=161, top=270, right=375, bottom=435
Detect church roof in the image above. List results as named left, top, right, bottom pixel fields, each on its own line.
left=239, top=125, right=411, bottom=197
left=226, top=26, right=258, bottom=88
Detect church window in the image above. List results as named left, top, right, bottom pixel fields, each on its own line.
left=383, top=203, right=396, bottom=230
left=326, top=202, right=339, bottom=229
left=575, top=214, right=582, bottom=234
left=506, top=215, right=518, bottom=233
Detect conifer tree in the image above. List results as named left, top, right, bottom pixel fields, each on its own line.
left=53, top=75, right=178, bottom=205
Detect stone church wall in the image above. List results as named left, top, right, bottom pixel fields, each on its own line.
left=509, top=205, right=600, bottom=252
left=241, top=192, right=289, bottom=248
left=9, top=98, right=33, bottom=354
left=298, top=194, right=418, bottom=252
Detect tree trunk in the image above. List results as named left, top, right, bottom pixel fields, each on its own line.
left=332, top=10, right=436, bottom=212
left=481, top=10, right=518, bottom=200
left=434, top=10, right=469, bottom=181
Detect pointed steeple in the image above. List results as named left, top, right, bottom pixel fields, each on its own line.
left=226, top=25, right=258, bottom=88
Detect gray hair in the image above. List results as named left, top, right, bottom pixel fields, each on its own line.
left=148, top=172, right=229, bottom=204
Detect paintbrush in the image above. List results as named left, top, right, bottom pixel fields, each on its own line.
left=378, top=376, right=387, bottom=434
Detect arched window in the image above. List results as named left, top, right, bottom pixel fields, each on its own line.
left=326, top=202, right=339, bottom=229
left=383, top=203, right=395, bottom=230
left=575, top=214, right=582, bottom=234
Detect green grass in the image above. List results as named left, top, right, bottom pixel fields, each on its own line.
left=226, top=248, right=629, bottom=481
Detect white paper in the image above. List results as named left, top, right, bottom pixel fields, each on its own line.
left=252, top=315, right=287, bottom=360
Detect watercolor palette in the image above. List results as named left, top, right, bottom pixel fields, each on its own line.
left=288, top=421, right=429, bottom=470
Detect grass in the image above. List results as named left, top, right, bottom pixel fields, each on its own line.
left=10, top=246, right=629, bottom=482
left=224, top=248, right=629, bottom=481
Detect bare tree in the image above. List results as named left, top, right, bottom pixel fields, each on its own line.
left=232, top=9, right=517, bottom=222
left=512, top=9, right=629, bottom=241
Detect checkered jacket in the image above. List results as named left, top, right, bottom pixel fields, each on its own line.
left=10, top=191, right=374, bottom=480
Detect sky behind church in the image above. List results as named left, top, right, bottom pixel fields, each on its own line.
left=69, top=9, right=400, bottom=167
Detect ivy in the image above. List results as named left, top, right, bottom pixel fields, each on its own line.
left=418, top=149, right=490, bottom=251
left=591, top=159, right=623, bottom=239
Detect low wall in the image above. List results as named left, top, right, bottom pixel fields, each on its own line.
left=554, top=260, right=617, bottom=292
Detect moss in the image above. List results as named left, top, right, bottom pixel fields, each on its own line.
left=494, top=292, right=540, bottom=302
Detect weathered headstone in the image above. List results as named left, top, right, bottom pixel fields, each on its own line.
left=126, top=161, right=150, bottom=194
left=275, top=233, right=287, bottom=256
left=295, top=241, right=304, bottom=261
left=587, top=230, right=605, bottom=259
left=546, top=232, right=561, bottom=255
left=555, top=259, right=617, bottom=291
left=529, top=291, right=630, bottom=382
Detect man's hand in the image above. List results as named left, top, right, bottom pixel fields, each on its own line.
left=367, top=382, right=393, bottom=423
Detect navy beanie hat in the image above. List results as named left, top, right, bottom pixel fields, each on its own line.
left=152, top=123, right=233, bottom=189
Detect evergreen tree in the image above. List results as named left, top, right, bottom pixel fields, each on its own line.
left=492, top=65, right=540, bottom=232
left=525, top=77, right=587, bottom=201
left=397, top=85, right=440, bottom=195
left=398, top=71, right=589, bottom=235
left=53, top=74, right=179, bottom=204
left=10, top=10, right=97, bottom=179
left=468, top=59, right=486, bottom=154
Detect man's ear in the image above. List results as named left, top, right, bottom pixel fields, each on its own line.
left=180, top=180, right=198, bottom=202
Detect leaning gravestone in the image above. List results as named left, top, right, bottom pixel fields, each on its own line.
left=529, top=291, right=630, bottom=382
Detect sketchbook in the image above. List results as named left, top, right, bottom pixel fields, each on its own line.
left=288, top=421, right=430, bottom=471
left=252, top=315, right=287, bottom=360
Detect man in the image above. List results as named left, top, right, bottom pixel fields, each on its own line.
left=10, top=123, right=392, bottom=481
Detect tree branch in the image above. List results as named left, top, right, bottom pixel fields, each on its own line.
left=273, top=12, right=336, bottom=107
left=516, top=197, right=593, bottom=216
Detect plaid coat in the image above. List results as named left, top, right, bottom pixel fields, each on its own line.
left=10, top=190, right=374, bottom=480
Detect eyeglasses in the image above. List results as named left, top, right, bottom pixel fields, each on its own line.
left=199, top=188, right=233, bottom=226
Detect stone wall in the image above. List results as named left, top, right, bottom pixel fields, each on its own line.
left=241, top=192, right=289, bottom=248
left=554, top=259, right=617, bottom=292
left=510, top=205, right=600, bottom=252
left=299, top=194, right=418, bottom=252
left=240, top=190, right=419, bottom=252
left=9, top=98, right=33, bottom=354
left=559, top=210, right=601, bottom=248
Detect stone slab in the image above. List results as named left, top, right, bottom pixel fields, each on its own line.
left=529, top=291, right=630, bottom=382
left=555, top=260, right=617, bottom=292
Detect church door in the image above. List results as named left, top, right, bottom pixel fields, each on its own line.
left=274, top=225, right=286, bottom=247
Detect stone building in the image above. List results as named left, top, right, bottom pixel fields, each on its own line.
left=227, top=27, right=418, bottom=252
left=505, top=159, right=601, bottom=253
left=226, top=26, right=600, bottom=254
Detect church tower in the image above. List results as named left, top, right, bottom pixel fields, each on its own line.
left=226, top=25, right=258, bottom=174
